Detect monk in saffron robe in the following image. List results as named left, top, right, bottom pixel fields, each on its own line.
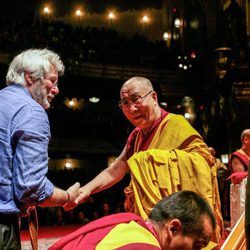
left=50, top=191, right=217, bottom=250
left=230, top=129, right=250, bottom=173
left=72, top=76, right=223, bottom=247
left=228, top=129, right=250, bottom=184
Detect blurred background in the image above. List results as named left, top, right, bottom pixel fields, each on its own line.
left=0, top=0, right=249, bottom=225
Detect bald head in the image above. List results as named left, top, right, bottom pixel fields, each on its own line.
left=241, top=129, right=250, bottom=143
left=120, top=77, right=154, bottom=96
left=119, top=77, right=161, bottom=133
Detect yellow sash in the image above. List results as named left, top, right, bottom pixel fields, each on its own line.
left=124, top=114, right=223, bottom=247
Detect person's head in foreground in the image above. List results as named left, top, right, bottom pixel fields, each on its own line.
left=6, top=48, right=64, bottom=109
left=49, top=191, right=216, bottom=250
left=149, top=190, right=216, bottom=250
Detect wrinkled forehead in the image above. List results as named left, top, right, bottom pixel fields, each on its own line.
left=120, top=82, right=146, bottom=98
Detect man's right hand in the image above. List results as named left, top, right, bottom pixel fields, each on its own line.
left=62, top=182, right=80, bottom=211
left=74, top=187, right=91, bottom=205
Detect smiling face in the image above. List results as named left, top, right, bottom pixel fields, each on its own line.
left=26, top=65, right=59, bottom=109
left=120, top=78, right=161, bottom=134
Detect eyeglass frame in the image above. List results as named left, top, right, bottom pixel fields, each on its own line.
left=118, top=90, right=153, bottom=110
left=38, top=76, right=58, bottom=88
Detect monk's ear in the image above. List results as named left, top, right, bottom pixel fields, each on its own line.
left=168, top=219, right=182, bottom=239
left=24, top=71, right=35, bottom=86
left=152, top=91, right=158, bottom=102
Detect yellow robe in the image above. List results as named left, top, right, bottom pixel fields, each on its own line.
left=124, top=113, right=223, bottom=246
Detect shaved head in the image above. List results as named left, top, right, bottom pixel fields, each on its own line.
left=121, top=77, right=154, bottom=96
left=241, top=129, right=250, bottom=142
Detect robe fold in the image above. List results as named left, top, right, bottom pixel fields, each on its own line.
left=49, top=213, right=161, bottom=250
left=124, top=113, right=223, bottom=245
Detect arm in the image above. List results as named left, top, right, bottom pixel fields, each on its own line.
left=18, top=183, right=80, bottom=216
left=75, top=146, right=129, bottom=205
left=231, top=157, right=246, bottom=172
left=13, top=105, right=80, bottom=209
left=39, top=182, right=80, bottom=207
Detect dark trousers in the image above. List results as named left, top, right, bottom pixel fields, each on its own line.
left=246, top=164, right=250, bottom=250
left=0, top=214, right=21, bottom=250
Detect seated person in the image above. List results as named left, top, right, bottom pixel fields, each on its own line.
left=49, top=190, right=216, bottom=250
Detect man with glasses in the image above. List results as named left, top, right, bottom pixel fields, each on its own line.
left=0, top=49, right=80, bottom=250
left=74, top=76, right=223, bottom=246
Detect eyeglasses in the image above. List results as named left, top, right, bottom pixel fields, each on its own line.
left=39, top=77, right=58, bottom=88
left=118, top=90, right=153, bottom=110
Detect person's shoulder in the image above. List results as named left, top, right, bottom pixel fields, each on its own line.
left=231, top=149, right=244, bottom=158
left=169, top=113, right=185, bottom=120
left=167, top=113, right=190, bottom=125
left=1, top=84, right=39, bottom=107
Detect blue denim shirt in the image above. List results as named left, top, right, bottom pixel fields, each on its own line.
left=0, top=84, right=54, bottom=214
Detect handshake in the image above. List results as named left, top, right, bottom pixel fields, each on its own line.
left=62, top=182, right=91, bottom=211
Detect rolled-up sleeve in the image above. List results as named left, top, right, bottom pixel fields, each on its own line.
left=11, top=104, right=54, bottom=205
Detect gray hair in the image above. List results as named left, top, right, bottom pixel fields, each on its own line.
left=6, top=48, right=65, bottom=86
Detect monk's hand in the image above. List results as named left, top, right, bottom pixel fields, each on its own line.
left=74, top=187, right=91, bottom=205
left=63, top=182, right=81, bottom=211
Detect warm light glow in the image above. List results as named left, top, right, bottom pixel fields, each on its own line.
left=75, top=9, right=82, bottom=17
left=65, top=162, right=72, bottom=169
left=142, top=15, right=149, bottom=24
left=108, top=12, right=115, bottom=20
left=43, top=6, right=50, bottom=14
left=69, top=100, right=74, bottom=106
left=162, top=32, right=171, bottom=41
left=174, top=18, right=181, bottom=28
left=64, top=97, right=84, bottom=110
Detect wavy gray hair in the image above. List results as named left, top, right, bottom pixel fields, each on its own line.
left=6, top=48, right=65, bottom=86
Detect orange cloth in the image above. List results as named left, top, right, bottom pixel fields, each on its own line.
left=124, top=113, right=223, bottom=246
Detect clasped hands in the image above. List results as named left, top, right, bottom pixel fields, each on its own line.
left=63, top=183, right=91, bottom=211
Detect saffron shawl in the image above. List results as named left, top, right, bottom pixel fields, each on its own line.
left=49, top=213, right=160, bottom=250
left=124, top=113, right=223, bottom=246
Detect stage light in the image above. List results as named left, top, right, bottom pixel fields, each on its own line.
left=89, top=96, right=100, bottom=103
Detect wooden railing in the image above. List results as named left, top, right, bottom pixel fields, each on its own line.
left=221, top=212, right=246, bottom=250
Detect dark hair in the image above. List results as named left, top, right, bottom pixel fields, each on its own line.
left=149, top=191, right=216, bottom=235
